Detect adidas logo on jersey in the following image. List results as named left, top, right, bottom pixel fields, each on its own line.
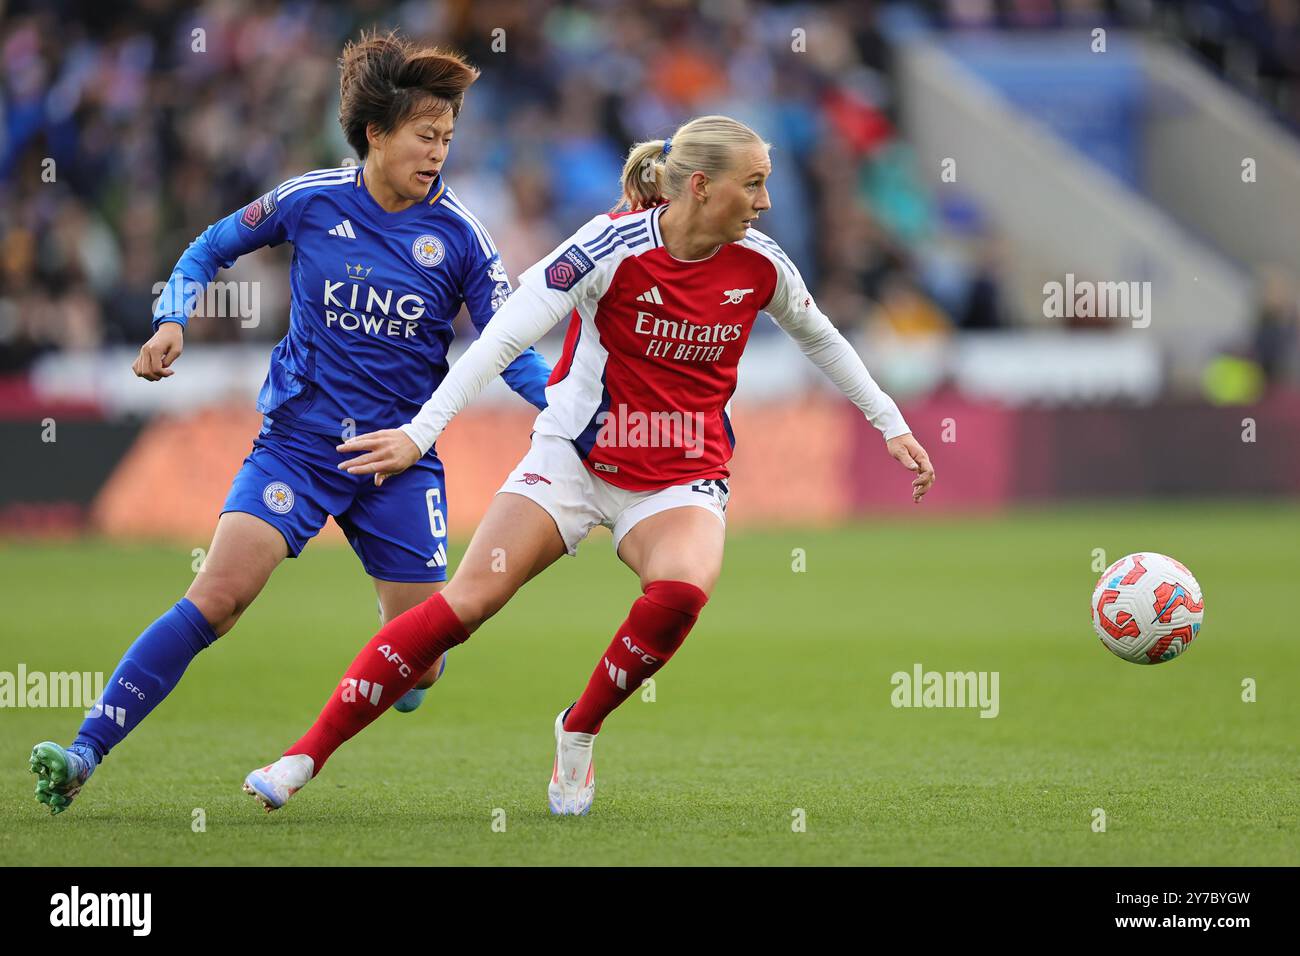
left=426, top=543, right=447, bottom=568
left=328, top=219, right=357, bottom=239
left=341, top=677, right=383, bottom=706
left=85, top=702, right=126, bottom=726
left=635, top=286, right=664, bottom=305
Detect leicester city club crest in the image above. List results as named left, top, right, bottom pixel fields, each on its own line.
left=262, top=481, right=294, bottom=514
left=412, top=234, right=445, bottom=268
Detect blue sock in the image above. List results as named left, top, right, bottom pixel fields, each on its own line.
left=67, top=742, right=99, bottom=779
left=73, top=598, right=218, bottom=760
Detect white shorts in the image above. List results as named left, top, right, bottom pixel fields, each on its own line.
left=498, top=434, right=730, bottom=556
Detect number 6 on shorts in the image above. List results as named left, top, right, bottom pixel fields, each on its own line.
left=425, top=487, right=447, bottom=539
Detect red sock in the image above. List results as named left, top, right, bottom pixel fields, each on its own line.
left=286, top=593, right=469, bottom=773
left=564, top=580, right=708, bottom=734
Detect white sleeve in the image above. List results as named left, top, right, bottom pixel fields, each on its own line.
left=758, top=241, right=910, bottom=441
left=400, top=285, right=567, bottom=454
left=399, top=217, right=619, bottom=454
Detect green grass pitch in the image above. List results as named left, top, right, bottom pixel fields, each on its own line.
left=1, top=501, right=1296, bottom=865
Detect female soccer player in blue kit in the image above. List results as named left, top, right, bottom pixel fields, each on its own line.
left=28, top=31, right=550, bottom=814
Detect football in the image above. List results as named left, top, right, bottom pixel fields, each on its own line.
left=1091, top=552, right=1205, bottom=664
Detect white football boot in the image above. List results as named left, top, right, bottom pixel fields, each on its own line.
left=242, top=754, right=314, bottom=812
left=548, top=707, right=596, bottom=816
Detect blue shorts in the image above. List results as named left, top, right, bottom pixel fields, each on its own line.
left=222, top=423, right=449, bottom=582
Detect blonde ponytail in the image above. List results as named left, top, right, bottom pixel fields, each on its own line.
left=618, top=140, right=670, bottom=211
left=617, top=115, right=770, bottom=212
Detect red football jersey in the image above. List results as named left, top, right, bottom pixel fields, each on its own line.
left=522, top=204, right=800, bottom=490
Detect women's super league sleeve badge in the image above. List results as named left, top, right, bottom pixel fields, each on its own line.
left=545, top=244, right=595, bottom=291
left=412, top=234, right=446, bottom=268
left=240, top=191, right=276, bottom=230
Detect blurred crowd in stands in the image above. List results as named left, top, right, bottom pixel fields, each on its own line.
left=1, top=0, right=1297, bottom=388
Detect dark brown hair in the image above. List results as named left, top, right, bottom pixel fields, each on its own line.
left=338, top=30, right=480, bottom=160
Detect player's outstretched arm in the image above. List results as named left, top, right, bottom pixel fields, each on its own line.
left=340, top=213, right=634, bottom=484
left=462, top=249, right=553, bottom=411
left=338, top=284, right=569, bottom=483
left=140, top=181, right=301, bottom=383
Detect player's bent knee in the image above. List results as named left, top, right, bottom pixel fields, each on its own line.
left=644, top=579, right=710, bottom=618
left=631, top=581, right=709, bottom=655
left=186, top=596, right=238, bottom=635
left=641, top=565, right=719, bottom=599
left=440, top=577, right=515, bottom=633
left=184, top=580, right=251, bottom=635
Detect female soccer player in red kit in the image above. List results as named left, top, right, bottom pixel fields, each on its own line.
left=244, top=115, right=935, bottom=815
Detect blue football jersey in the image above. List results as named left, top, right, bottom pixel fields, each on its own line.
left=153, top=166, right=550, bottom=440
